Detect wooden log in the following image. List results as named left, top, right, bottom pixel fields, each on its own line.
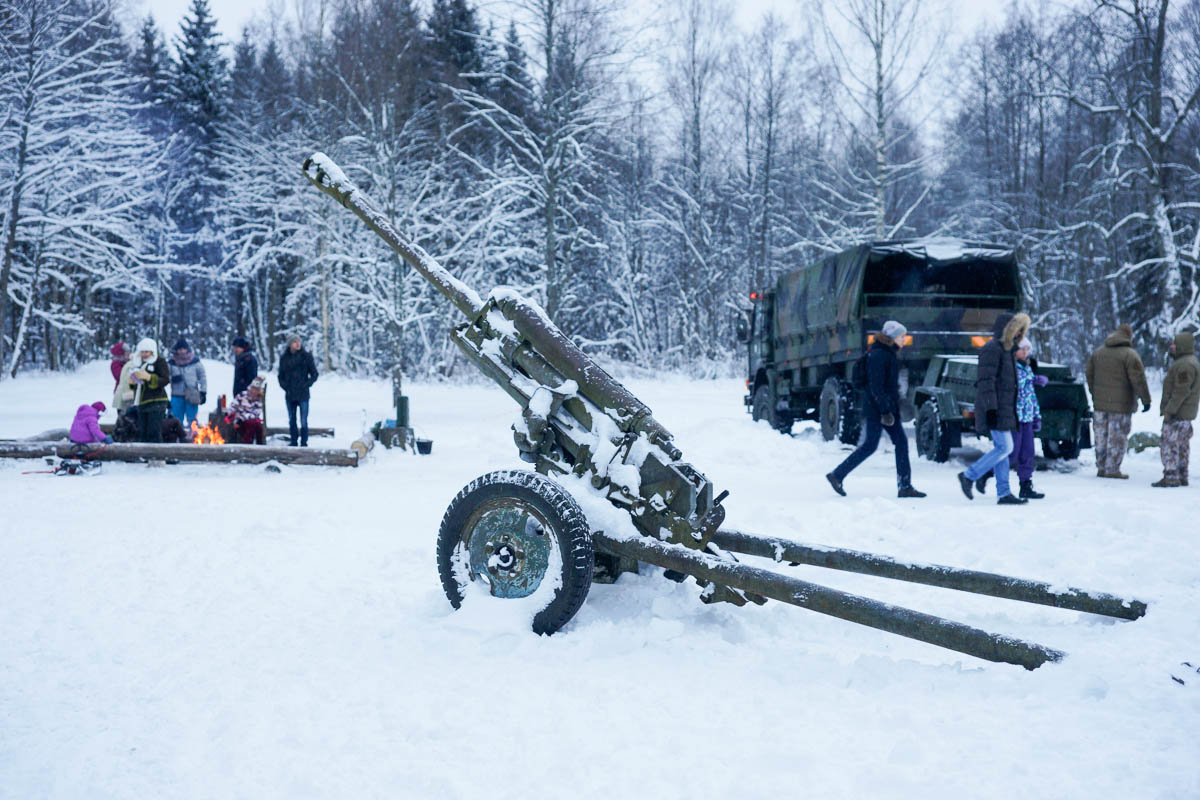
left=349, top=434, right=375, bottom=459
left=98, top=423, right=335, bottom=438
left=0, top=442, right=358, bottom=467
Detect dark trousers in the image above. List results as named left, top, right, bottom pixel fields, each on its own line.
left=1008, top=421, right=1036, bottom=482
left=237, top=419, right=265, bottom=445
left=286, top=397, right=310, bottom=446
left=137, top=403, right=166, bottom=443
left=832, top=405, right=911, bottom=488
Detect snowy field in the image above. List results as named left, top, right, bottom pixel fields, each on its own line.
left=1, top=360, right=1197, bottom=799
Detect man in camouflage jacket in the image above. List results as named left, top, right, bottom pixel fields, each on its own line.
left=1153, top=332, right=1198, bottom=488
left=1086, top=324, right=1152, bottom=479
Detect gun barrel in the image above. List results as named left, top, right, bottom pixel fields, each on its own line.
left=301, top=153, right=484, bottom=318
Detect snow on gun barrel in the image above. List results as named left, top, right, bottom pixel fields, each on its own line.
left=299, top=152, right=1144, bottom=670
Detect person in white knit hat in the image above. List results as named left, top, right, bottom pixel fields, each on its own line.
left=128, top=338, right=171, bottom=442
left=826, top=320, right=926, bottom=498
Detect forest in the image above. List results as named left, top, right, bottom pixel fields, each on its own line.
left=1, top=0, right=1198, bottom=378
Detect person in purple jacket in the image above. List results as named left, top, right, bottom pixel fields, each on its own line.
left=70, top=402, right=113, bottom=445
left=1009, top=338, right=1049, bottom=499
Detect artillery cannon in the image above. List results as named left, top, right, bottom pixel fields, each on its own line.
left=302, top=153, right=1144, bottom=670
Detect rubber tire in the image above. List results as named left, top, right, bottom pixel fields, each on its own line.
left=437, top=470, right=593, bottom=635
left=752, top=384, right=792, bottom=434
left=1043, top=438, right=1079, bottom=460
left=820, top=377, right=861, bottom=445
left=915, top=401, right=951, bottom=463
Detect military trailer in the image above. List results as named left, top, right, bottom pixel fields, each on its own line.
left=913, top=356, right=1092, bottom=462
left=743, top=239, right=1092, bottom=460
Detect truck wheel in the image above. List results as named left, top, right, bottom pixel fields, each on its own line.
left=1042, top=438, right=1079, bottom=460
left=752, top=385, right=792, bottom=434
left=820, top=377, right=861, bottom=445
left=436, top=470, right=594, bottom=635
left=915, top=401, right=951, bottom=463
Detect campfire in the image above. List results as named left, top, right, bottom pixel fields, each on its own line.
left=190, top=419, right=226, bottom=445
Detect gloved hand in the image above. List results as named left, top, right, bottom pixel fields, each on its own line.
left=986, top=409, right=997, bottom=429
left=1142, top=401, right=1151, bottom=413
left=103, top=435, right=114, bottom=444
left=1033, top=374, right=1049, bottom=387
left=1033, top=418, right=1042, bottom=432
left=881, top=413, right=896, bottom=427
left=199, top=391, right=207, bottom=405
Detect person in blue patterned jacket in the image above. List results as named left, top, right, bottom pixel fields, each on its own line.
left=1010, top=337, right=1049, bottom=499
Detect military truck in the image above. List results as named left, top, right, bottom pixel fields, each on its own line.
left=741, top=238, right=1092, bottom=461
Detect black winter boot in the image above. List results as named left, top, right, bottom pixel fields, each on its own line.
left=1019, top=480, right=1045, bottom=500
left=897, top=485, right=927, bottom=498
left=957, top=472, right=974, bottom=500
left=975, top=473, right=990, bottom=494
left=997, top=493, right=1028, bottom=505
left=826, top=473, right=846, bottom=497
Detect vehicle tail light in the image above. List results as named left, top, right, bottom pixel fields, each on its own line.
left=971, top=336, right=990, bottom=348
left=963, top=409, right=975, bottom=418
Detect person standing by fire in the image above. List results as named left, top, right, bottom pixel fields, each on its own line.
left=231, top=336, right=258, bottom=398
left=277, top=334, right=319, bottom=447
left=129, top=338, right=171, bottom=443
left=168, top=338, right=207, bottom=427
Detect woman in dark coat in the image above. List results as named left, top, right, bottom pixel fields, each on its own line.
left=958, top=312, right=1030, bottom=504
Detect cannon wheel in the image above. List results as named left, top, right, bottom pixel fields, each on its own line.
left=820, top=377, right=860, bottom=445
left=752, top=385, right=792, bottom=434
left=436, top=470, right=593, bottom=635
left=915, top=400, right=951, bottom=463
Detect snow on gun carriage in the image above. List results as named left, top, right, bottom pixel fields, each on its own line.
left=301, top=153, right=1145, bottom=670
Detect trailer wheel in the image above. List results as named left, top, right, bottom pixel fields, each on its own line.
left=820, top=377, right=861, bottom=445
left=1042, top=438, right=1080, bottom=460
left=915, top=401, right=951, bottom=463
left=437, top=470, right=593, bottom=635
left=752, top=385, right=792, bottom=434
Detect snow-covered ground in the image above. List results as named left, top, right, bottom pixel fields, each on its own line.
left=1, top=361, right=1197, bottom=799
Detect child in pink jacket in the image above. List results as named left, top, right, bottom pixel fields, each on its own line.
left=70, top=402, right=113, bottom=444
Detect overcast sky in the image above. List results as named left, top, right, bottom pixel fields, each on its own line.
left=142, top=0, right=1010, bottom=49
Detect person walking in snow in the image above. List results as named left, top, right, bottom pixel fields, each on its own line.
left=1009, top=337, right=1049, bottom=499
left=109, top=341, right=129, bottom=390
left=826, top=320, right=926, bottom=499
left=168, top=338, right=207, bottom=427
left=958, top=312, right=1030, bottom=505
left=277, top=334, right=319, bottom=447
left=1085, top=324, right=1151, bottom=479
left=69, top=402, right=113, bottom=445
left=129, top=338, right=171, bottom=443
left=231, top=336, right=258, bottom=399
left=1153, top=332, right=1198, bottom=488
left=228, top=375, right=266, bottom=445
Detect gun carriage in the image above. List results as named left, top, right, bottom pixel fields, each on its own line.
left=302, top=153, right=1143, bottom=670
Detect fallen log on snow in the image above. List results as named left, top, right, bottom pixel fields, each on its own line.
left=0, top=441, right=359, bottom=467
left=97, top=423, right=337, bottom=438
left=349, top=434, right=375, bottom=459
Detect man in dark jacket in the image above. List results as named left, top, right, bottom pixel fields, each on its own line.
left=826, top=320, right=926, bottom=498
left=277, top=334, right=319, bottom=447
left=1086, top=324, right=1152, bottom=479
left=957, top=312, right=1030, bottom=505
left=231, top=336, right=258, bottom=398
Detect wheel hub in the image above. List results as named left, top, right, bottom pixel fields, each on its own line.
left=466, top=505, right=552, bottom=598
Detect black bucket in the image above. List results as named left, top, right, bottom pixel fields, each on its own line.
left=416, top=438, right=433, bottom=455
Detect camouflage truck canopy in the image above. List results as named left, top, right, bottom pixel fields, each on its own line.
left=772, top=238, right=1020, bottom=367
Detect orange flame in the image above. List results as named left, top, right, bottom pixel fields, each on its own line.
left=190, top=419, right=226, bottom=445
